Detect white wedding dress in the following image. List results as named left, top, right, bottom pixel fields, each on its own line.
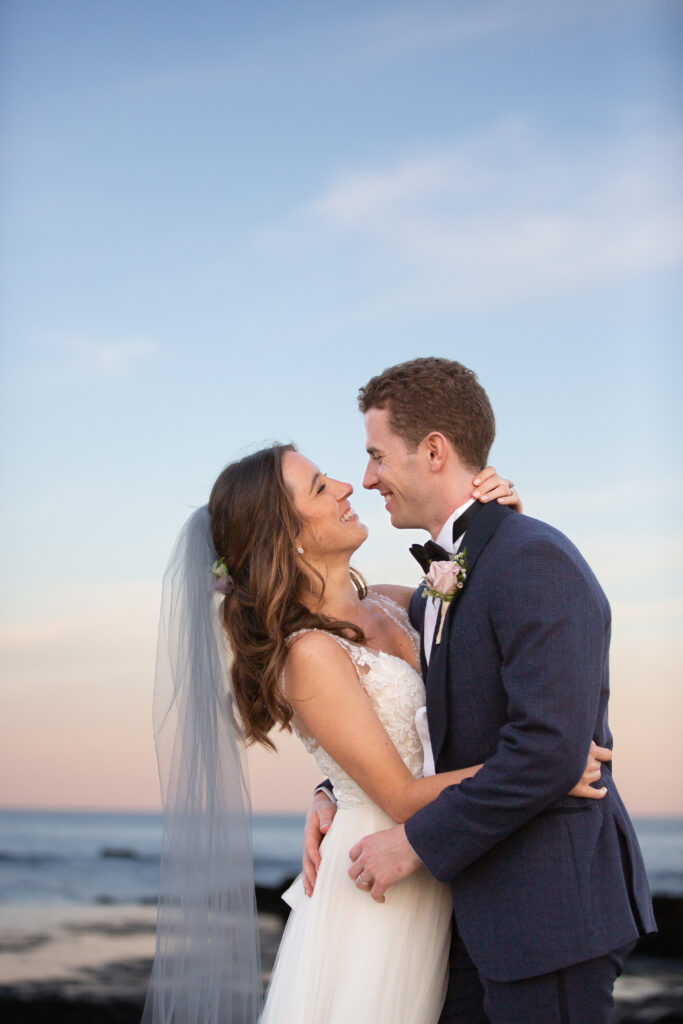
left=260, top=594, right=452, bottom=1024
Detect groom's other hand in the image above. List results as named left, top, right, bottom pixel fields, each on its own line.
left=568, top=741, right=612, bottom=799
left=349, top=825, right=423, bottom=903
left=302, top=790, right=337, bottom=895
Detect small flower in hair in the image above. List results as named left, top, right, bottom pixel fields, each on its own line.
left=210, top=557, right=234, bottom=594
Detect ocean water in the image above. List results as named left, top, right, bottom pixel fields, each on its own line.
left=0, top=810, right=681, bottom=907
left=0, top=810, right=305, bottom=906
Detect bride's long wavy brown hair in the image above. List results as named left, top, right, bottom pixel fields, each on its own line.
left=209, top=443, right=367, bottom=749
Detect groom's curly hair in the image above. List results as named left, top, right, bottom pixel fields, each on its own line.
left=358, top=357, right=495, bottom=470
left=209, top=444, right=367, bottom=749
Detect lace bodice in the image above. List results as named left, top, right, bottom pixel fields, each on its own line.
left=287, top=594, right=427, bottom=809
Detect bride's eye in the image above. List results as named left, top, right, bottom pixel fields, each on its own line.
left=317, top=476, right=327, bottom=494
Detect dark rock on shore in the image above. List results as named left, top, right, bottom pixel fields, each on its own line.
left=0, top=996, right=145, bottom=1024
left=635, top=897, right=683, bottom=959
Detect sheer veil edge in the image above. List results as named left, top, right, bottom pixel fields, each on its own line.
left=141, top=506, right=262, bottom=1024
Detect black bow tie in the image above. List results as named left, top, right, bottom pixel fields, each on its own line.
left=409, top=502, right=479, bottom=574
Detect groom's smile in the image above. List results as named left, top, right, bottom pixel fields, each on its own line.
left=362, top=408, right=429, bottom=530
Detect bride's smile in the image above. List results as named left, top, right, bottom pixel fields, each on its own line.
left=282, top=450, right=369, bottom=559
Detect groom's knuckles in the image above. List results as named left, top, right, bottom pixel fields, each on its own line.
left=348, top=855, right=365, bottom=881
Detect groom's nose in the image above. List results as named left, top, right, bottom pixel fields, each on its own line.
left=363, top=459, right=379, bottom=490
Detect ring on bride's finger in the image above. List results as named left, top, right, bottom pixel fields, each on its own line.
left=358, top=878, right=372, bottom=888
left=508, top=481, right=515, bottom=494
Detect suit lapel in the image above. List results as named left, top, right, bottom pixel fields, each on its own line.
left=426, top=500, right=515, bottom=764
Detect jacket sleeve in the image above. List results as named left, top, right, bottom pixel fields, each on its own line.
left=408, top=586, right=425, bottom=631
left=404, top=536, right=610, bottom=882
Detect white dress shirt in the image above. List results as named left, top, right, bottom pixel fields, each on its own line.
left=423, top=498, right=475, bottom=664
left=416, top=498, right=475, bottom=777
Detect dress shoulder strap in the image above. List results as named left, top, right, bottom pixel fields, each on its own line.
left=366, top=592, right=420, bottom=658
left=367, top=591, right=413, bottom=635
left=285, top=627, right=368, bottom=666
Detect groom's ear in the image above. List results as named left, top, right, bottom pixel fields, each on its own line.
left=423, top=431, right=450, bottom=472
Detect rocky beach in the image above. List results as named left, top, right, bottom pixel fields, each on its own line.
left=0, top=891, right=682, bottom=1024
left=1, top=812, right=681, bottom=1022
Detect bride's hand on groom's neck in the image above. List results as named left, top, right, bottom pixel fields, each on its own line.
left=471, top=466, right=522, bottom=513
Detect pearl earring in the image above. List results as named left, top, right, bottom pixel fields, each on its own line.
left=296, top=547, right=304, bottom=555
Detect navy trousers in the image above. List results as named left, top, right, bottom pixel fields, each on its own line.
left=439, top=932, right=634, bottom=1024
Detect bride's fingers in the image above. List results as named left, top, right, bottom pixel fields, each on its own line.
left=573, top=783, right=608, bottom=799
left=472, top=466, right=496, bottom=487
left=476, top=480, right=510, bottom=501
left=471, top=469, right=521, bottom=510
left=494, top=488, right=520, bottom=507
left=471, top=467, right=505, bottom=500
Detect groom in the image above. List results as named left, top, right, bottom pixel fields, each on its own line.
left=314, top=358, right=655, bottom=1023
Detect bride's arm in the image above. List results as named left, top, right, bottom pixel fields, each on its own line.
left=289, top=631, right=610, bottom=823
left=285, top=632, right=480, bottom=824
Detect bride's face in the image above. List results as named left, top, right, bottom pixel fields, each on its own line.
left=282, top=451, right=368, bottom=558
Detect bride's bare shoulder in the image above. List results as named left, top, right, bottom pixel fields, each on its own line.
left=284, top=630, right=357, bottom=702
left=285, top=629, right=352, bottom=673
left=368, top=584, right=414, bottom=612
left=286, top=628, right=347, bottom=663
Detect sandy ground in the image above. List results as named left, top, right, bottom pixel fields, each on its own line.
left=0, top=903, right=282, bottom=999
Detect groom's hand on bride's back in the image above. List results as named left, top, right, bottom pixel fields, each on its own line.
left=348, top=825, right=423, bottom=903
left=302, top=790, right=337, bottom=896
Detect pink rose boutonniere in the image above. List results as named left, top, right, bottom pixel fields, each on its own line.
left=421, top=549, right=468, bottom=645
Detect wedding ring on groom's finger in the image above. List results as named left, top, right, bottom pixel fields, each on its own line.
left=358, top=877, right=372, bottom=888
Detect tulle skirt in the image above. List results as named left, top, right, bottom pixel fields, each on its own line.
left=260, top=803, right=452, bottom=1024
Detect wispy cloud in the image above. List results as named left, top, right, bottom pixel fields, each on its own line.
left=49, top=336, right=159, bottom=373
left=343, top=0, right=594, bottom=64
left=259, top=118, right=683, bottom=312
left=68, top=338, right=158, bottom=371
left=119, top=0, right=596, bottom=97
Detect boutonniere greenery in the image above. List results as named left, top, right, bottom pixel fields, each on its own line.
left=421, top=549, right=468, bottom=645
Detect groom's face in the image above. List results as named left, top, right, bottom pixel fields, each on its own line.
left=363, top=408, right=430, bottom=529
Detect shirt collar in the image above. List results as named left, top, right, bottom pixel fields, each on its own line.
left=435, top=498, right=476, bottom=553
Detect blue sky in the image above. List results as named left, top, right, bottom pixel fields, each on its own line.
left=1, top=0, right=681, bottom=812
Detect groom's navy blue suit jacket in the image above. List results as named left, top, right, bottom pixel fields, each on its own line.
left=404, top=500, right=655, bottom=983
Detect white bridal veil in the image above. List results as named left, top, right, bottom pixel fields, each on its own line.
left=141, top=506, right=262, bottom=1024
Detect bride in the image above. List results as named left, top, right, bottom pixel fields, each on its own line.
left=142, top=444, right=607, bottom=1024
